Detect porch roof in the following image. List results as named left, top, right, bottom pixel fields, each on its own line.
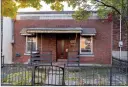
left=20, top=27, right=96, bottom=35
left=20, top=28, right=32, bottom=35
left=81, top=28, right=96, bottom=36
left=20, top=27, right=82, bottom=35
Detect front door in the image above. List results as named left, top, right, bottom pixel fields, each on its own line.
left=57, top=37, right=68, bottom=60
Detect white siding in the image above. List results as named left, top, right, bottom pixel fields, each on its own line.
left=2, top=17, right=13, bottom=64
left=16, top=13, right=98, bottom=20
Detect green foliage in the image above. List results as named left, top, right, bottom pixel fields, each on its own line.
left=2, top=71, right=32, bottom=85
left=2, top=0, right=128, bottom=20
left=72, top=8, right=91, bottom=21
left=66, top=0, right=78, bottom=9
left=2, top=0, right=42, bottom=18
left=68, top=0, right=128, bottom=19
left=120, top=83, right=128, bottom=86
left=2, top=69, right=47, bottom=86
left=50, top=1, right=64, bottom=11
left=2, top=0, right=18, bottom=18
left=16, top=0, right=42, bottom=10
left=97, top=7, right=110, bottom=19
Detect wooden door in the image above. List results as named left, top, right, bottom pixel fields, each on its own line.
left=57, top=39, right=68, bottom=59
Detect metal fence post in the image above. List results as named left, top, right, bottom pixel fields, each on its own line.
left=31, top=65, right=35, bottom=86
left=126, top=66, right=128, bottom=85
left=110, top=66, right=112, bottom=86
left=1, top=55, right=4, bottom=68
left=62, top=64, right=65, bottom=86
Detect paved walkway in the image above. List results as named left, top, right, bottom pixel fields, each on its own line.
left=45, top=66, right=63, bottom=85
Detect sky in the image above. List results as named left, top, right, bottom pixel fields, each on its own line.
left=18, top=1, right=75, bottom=12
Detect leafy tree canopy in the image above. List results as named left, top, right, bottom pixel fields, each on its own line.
left=2, top=0, right=128, bottom=19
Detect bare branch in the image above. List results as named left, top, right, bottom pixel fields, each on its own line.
left=96, top=0, right=121, bottom=14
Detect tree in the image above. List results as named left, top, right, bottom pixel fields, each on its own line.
left=2, top=0, right=65, bottom=18
left=2, top=0, right=128, bottom=20
left=2, top=0, right=41, bottom=18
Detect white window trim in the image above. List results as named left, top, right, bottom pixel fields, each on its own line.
left=80, top=36, right=93, bottom=55
left=25, top=35, right=38, bottom=54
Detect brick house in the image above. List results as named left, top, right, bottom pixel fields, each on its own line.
left=12, top=11, right=112, bottom=65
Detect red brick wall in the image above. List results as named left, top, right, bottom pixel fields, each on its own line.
left=113, top=16, right=127, bottom=51
left=13, top=19, right=112, bottom=64
left=38, top=34, right=57, bottom=61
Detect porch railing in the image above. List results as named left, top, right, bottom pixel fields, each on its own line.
left=67, top=51, right=80, bottom=66
left=30, top=51, right=52, bottom=65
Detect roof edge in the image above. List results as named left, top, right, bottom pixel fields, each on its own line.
left=18, top=11, right=97, bottom=15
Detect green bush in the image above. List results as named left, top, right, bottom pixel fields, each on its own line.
left=2, top=71, right=32, bottom=85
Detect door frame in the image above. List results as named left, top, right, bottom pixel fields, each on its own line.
left=56, top=34, right=69, bottom=61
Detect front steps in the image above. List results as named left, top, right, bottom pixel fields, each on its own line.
left=53, top=59, right=67, bottom=67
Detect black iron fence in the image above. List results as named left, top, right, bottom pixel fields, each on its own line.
left=1, top=64, right=33, bottom=86
left=1, top=55, right=4, bottom=68
left=65, top=65, right=128, bottom=86
left=1, top=64, right=64, bottom=86
left=1, top=64, right=128, bottom=86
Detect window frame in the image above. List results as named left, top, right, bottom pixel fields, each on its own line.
left=80, top=36, right=93, bottom=55
left=25, top=35, right=38, bottom=53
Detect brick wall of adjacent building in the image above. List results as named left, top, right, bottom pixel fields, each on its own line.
left=13, top=19, right=112, bottom=64
left=113, top=15, right=127, bottom=51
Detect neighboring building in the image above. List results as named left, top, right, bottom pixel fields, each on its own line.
left=112, top=15, right=128, bottom=61
left=13, top=11, right=112, bottom=65
left=1, top=17, right=13, bottom=64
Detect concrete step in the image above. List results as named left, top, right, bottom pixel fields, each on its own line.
left=57, top=59, right=67, bottom=62
left=54, top=62, right=66, bottom=67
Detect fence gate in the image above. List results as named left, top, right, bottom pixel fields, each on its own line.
left=1, top=64, right=65, bottom=86
left=31, top=65, right=65, bottom=86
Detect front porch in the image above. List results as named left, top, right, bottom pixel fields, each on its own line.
left=19, top=27, right=111, bottom=65
left=20, top=27, right=83, bottom=63
left=30, top=33, right=80, bottom=62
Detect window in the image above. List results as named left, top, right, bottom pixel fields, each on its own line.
left=26, top=36, right=37, bottom=53
left=80, top=36, right=93, bottom=54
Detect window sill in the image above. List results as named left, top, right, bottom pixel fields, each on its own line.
left=24, top=53, right=31, bottom=55
left=24, top=51, right=39, bottom=55
left=24, top=52, right=39, bottom=55
left=79, top=54, right=94, bottom=57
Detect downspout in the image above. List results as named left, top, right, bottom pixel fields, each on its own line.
left=126, top=0, right=128, bottom=61
left=119, top=1, right=123, bottom=60
left=0, top=0, right=3, bottom=64
left=41, top=34, right=42, bottom=53
left=11, top=19, right=15, bottom=62
left=1, top=16, right=3, bottom=64
left=119, top=13, right=122, bottom=60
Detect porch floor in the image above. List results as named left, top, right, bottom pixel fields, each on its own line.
left=26, top=59, right=110, bottom=67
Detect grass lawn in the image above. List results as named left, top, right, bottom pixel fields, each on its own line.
left=2, top=67, right=47, bottom=86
